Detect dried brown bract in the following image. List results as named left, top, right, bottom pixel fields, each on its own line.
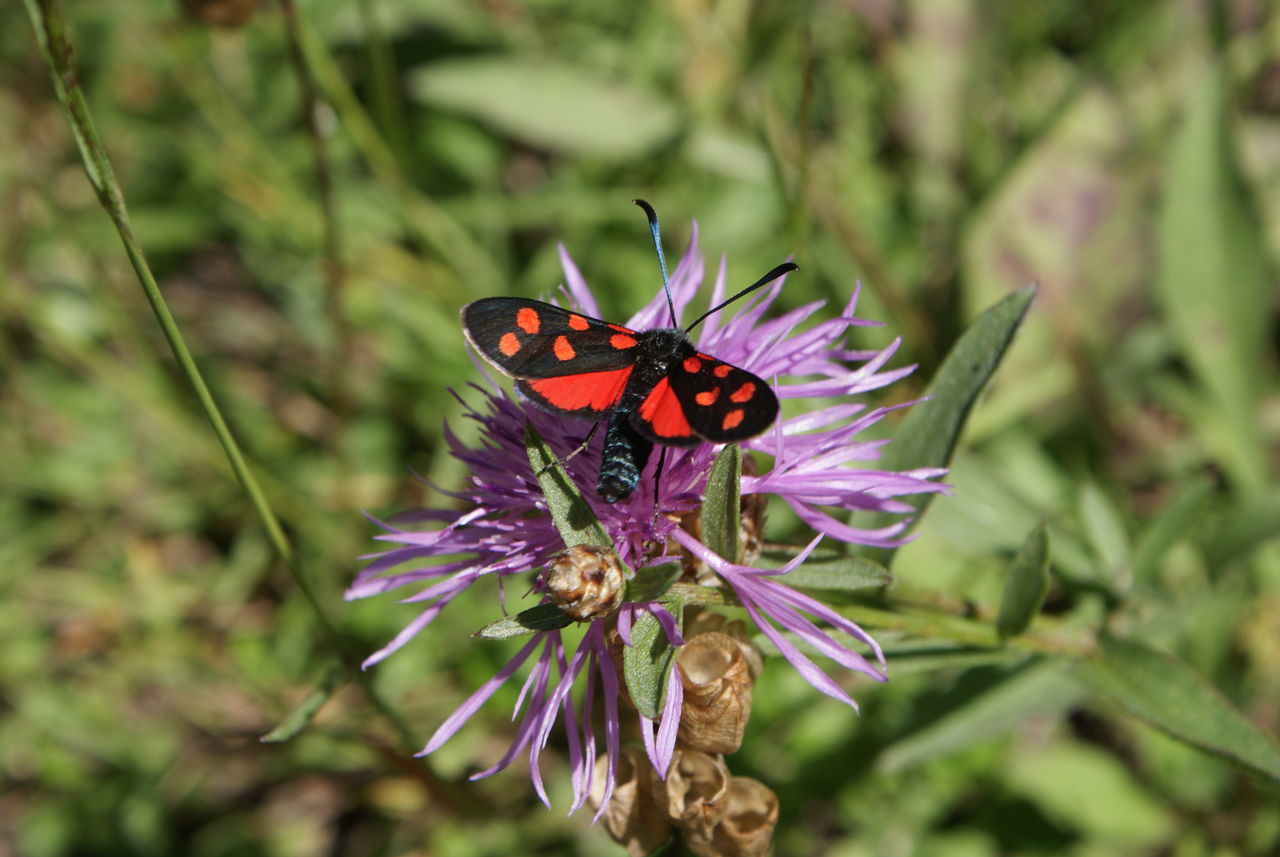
left=588, top=748, right=672, bottom=857
left=685, top=776, right=779, bottom=857
left=677, top=632, right=754, bottom=754
left=660, top=749, right=730, bottom=839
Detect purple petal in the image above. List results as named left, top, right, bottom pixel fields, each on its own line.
left=419, top=634, right=542, bottom=755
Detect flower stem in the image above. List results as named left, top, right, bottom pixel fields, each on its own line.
left=23, top=0, right=417, bottom=752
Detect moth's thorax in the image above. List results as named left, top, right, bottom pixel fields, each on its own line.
left=620, top=328, right=689, bottom=406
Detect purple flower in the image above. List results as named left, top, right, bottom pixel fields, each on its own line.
left=351, top=223, right=945, bottom=812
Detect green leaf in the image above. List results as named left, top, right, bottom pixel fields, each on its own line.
left=260, top=662, right=341, bottom=743
left=1129, top=474, right=1213, bottom=585
left=409, top=57, right=678, bottom=159
left=1203, top=487, right=1280, bottom=569
left=877, top=662, right=1082, bottom=773
left=624, top=562, right=683, bottom=603
left=1006, top=742, right=1175, bottom=845
left=1078, top=636, right=1280, bottom=783
left=524, top=422, right=614, bottom=551
left=863, top=285, right=1036, bottom=563
left=475, top=604, right=573, bottom=639
left=702, top=445, right=741, bottom=562
left=777, top=554, right=892, bottom=592
left=623, top=606, right=682, bottom=720
left=1155, top=59, right=1270, bottom=495
left=997, top=521, right=1051, bottom=640
left=1077, top=481, right=1130, bottom=586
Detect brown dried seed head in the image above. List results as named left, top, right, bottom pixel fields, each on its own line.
left=676, top=632, right=754, bottom=754
left=685, top=776, right=779, bottom=857
left=588, top=748, right=671, bottom=857
left=660, top=749, right=730, bottom=838
left=683, top=608, right=765, bottom=681
left=542, top=544, right=624, bottom=621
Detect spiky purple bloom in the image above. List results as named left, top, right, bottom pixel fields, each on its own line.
left=351, top=224, right=945, bottom=812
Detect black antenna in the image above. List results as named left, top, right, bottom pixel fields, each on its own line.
left=633, top=199, right=679, bottom=326
left=685, top=262, right=798, bottom=333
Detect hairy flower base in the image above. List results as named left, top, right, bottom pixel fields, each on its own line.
left=352, top=224, right=946, bottom=809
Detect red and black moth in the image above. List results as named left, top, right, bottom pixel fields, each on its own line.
left=462, top=201, right=796, bottom=503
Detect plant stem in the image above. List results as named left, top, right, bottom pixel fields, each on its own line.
left=23, top=0, right=417, bottom=752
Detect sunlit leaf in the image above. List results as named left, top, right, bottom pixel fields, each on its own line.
left=1155, top=58, right=1270, bottom=495
left=475, top=604, right=574, bottom=639
left=1078, top=636, right=1280, bottom=783
left=410, top=57, right=678, bottom=159
left=864, top=285, right=1036, bottom=563
left=702, top=445, right=741, bottom=563
left=524, top=422, right=614, bottom=551
left=623, top=607, right=681, bottom=720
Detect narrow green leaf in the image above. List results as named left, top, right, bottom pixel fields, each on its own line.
left=624, top=562, right=683, bottom=603
left=1156, top=58, right=1270, bottom=495
left=623, top=606, right=682, bottom=720
left=780, top=554, right=892, bottom=592
left=409, top=58, right=678, bottom=158
left=702, top=445, right=741, bottom=562
left=1078, top=636, right=1280, bottom=783
left=997, top=522, right=1051, bottom=640
left=261, top=663, right=342, bottom=743
left=1130, top=474, right=1213, bottom=585
left=878, top=662, right=1082, bottom=773
left=524, top=422, right=614, bottom=551
left=475, top=603, right=574, bottom=639
left=1203, top=488, right=1280, bottom=568
left=1077, top=481, right=1131, bottom=586
left=864, top=285, right=1036, bottom=563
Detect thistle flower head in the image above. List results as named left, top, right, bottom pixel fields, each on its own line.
left=350, top=223, right=945, bottom=814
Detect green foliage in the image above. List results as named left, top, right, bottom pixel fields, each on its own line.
left=6, top=1, right=1279, bottom=855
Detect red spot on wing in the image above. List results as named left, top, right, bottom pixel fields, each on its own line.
left=695, top=389, right=719, bottom=406
left=527, top=367, right=632, bottom=412
left=638, top=378, right=693, bottom=439
left=682, top=356, right=702, bottom=373
left=713, top=364, right=732, bottom=378
left=499, top=332, right=521, bottom=357
left=722, top=409, right=745, bottom=430
left=568, top=314, right=590, bottom=331
left=517, top=307, right=541, bottom=334
left=554, top=335, right=576, bottom=361
left=610, top=334, right=637, bottom=350
left=730, top=382, right=756, bottom=403
left=608, top=324, right=632, bottom=333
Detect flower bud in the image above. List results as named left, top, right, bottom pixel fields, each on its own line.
left=676, top=632, right=754, bottom=754
left=588, top=748, right=671, bottom=857
left=542, top=544, right=624, bottom=621
left=685, top=777, right=778, bottom=857
left=660, top=749, right=729, bottom=838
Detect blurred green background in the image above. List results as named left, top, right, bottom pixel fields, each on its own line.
left=4, top=0, right=1279, bottom=855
